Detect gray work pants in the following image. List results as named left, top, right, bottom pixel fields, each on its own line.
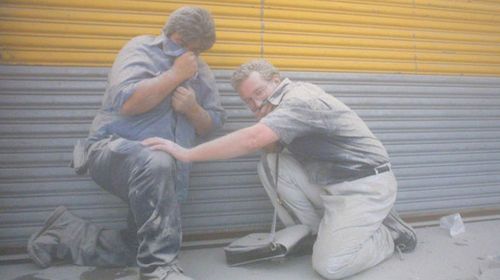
left=80, top=137, right=181, bottom=274
left=259, top=152, right=396, bottom=279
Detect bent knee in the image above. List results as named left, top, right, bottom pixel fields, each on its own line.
left=312, top=249, right=360, bottom=280
left=132, top=148, right=175, bottom=183
left=146, top=151, right=175, bottom=174
left=128, top=151, right=176, bottom=198
left=109, top=138, right=142, bottom=155
left=312, top=233, right=373, bottom=279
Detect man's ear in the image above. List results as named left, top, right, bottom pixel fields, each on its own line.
left=272, top=75, right=281, bottom=85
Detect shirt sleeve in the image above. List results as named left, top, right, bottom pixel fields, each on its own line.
left=196, top=60, right=226, bottom=131
left=106, top=38, right=161, bottom=112
left=260, top=97, right=323, bottom=145
left=111, top=82, right=138, bottom=111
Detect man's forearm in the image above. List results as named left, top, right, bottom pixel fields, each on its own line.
left=185, top=123, right=279, bottom=162
left=120, top=69, right=183, bottom=116
left=184, top=104, right=214, bottom=136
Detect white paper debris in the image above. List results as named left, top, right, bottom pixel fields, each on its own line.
left=439, top=213, right=465, bottom=237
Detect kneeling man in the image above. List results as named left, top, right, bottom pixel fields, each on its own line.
left=143, top=59, right=417, bottom=279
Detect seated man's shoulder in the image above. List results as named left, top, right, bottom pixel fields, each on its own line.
left=121, top=35, right=157, bottom=51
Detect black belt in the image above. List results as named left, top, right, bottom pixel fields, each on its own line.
left=347, top=164, right=391, bottom=181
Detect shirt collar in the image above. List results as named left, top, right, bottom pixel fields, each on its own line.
left=154, top=33, right=187, bottom=57
left=267, top=78, right=292, bottom=106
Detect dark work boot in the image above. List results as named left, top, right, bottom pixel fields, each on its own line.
left=382, top=208, right=417, bottom=253
left=27, top=206, right=97, bottom=267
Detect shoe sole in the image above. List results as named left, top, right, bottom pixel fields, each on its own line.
left=27, top=206, right=67, bottom=267
left=387, top=210, right=417, bottom=253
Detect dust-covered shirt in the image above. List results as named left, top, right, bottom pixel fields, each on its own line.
left=260, top=78, right=389, bottom=185
left=87, top=34, right=226, bottom=200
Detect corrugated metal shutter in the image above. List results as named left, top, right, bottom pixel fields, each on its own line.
left=0, top=65, right=268, bottom=249
left=1, top=65, right=500, bottom=248
left=1, top=0, right=499, bottom=75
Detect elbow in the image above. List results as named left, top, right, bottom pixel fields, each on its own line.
left=119, top=106, right=132, bottom=116
left=244, top=123, right=279, bottom=153
left=119, top=101, right=138, bottom=116
left=245, top=132, right=264, bottom=153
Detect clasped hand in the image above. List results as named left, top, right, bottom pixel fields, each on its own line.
left=172, top=86, right=198, bottom=115
left=172, top=51, right=198, bottom=81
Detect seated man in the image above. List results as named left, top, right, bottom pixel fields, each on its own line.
left=143, top=59, right=417, bottom=279
left=28, top=6, right=225, bottom=280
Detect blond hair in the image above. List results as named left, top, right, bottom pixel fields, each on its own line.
left=231, top=59, right=280, bottom=91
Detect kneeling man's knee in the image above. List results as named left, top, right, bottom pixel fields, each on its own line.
left=313, top=251, right=360, bottom=280
left=312, top=255, right=358, bottom=279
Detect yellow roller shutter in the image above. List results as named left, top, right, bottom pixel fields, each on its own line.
left=0, top=0, right=261, bottom=68
left=0, top=0, right=499, bottom=76
left=261, top=0, right=500, bottom=75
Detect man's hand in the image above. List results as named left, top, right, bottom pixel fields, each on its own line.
left=142, top=137, right=191, bottom=162
left=172, top=86, right=198, bottom=115
left=172, top=86, right=214, bottom=136
left=171, top=51, right=198, bottom=82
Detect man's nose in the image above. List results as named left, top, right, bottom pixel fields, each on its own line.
left=254, top=99, right=263, bottom=109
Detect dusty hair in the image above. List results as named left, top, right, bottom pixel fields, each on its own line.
left=231, top=59, right=280, bottom=91
left=163, top=6, right=216, bottom=52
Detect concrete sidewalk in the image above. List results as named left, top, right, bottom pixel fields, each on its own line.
left=2, top=219, right=500, bottom=280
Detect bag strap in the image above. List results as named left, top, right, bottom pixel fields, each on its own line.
left=268, top=152, right=280, bottom=244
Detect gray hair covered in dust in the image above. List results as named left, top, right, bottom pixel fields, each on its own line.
left=163, top=6, right=216, bottom=52
left=231, top=59, right=281, bottom=91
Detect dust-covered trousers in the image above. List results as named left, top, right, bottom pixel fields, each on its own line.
left=259, top=152, right=397, bottom=279
left=73, top=137, right=182, bottom=274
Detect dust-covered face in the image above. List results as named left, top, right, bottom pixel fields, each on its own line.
left=170, top=32, right=203, bottom=55
left=238, top=71, right=280, bottom=113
